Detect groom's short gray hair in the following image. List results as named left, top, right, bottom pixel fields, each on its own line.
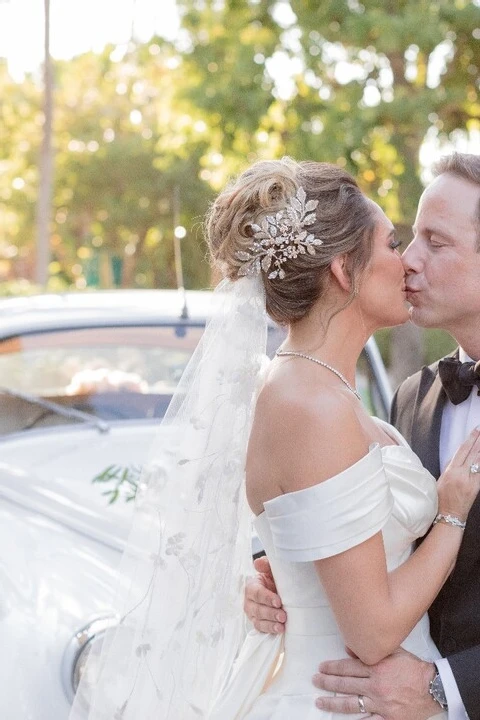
left=432, top=152, right=480, bottom=249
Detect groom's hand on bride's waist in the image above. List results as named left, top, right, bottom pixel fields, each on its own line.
left=312, top=648, right=439, bottom=719
left=244, top=556, right=287, bottom=633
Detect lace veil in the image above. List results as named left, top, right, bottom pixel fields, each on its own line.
left=69, top=275, right=268, bottom=720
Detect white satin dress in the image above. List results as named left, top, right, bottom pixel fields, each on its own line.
left=211, top=420, right=447, bottom=720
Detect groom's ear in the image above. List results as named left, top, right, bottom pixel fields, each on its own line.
left=330, top=255, right=353, bottom=293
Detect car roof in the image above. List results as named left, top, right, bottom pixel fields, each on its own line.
left=0, top=289, right=215, bottom=338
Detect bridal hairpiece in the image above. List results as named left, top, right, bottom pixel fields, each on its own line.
left=235, top=186, right=322, bottom=280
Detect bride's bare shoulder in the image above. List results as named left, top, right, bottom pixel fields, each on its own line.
left=256, top=362, right=356, bottom=428
left=251, top=364, right=370, bottom=493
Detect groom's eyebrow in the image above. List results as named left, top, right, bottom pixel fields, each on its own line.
left=412, top=223, right=452, bottom=240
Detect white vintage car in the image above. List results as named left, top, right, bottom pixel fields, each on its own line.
left=0, top=289, right=392, bottom=719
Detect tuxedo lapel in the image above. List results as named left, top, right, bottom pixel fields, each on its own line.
left=410, top=366, right=445, bottom=479
left=411, top=349, right=460, bottom=479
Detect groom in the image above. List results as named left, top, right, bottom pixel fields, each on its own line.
left=244, top=152, right=480, bottom=719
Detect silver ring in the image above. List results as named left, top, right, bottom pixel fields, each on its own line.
left=358, top=695, right=367, bottom=713
left=470, top=462, right=480, bottom=474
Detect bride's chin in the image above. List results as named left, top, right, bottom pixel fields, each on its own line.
left=388, top=305, right=410, bottom=326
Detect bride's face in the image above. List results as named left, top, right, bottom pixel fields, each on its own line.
left=356, top=201, right=409, bottom=331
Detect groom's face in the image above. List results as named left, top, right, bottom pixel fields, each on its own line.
left=402, top=172, right=480, bottom=336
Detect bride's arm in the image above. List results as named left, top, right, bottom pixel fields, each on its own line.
left=275, top=396, right=480, bottom=667
left=316, top=522, right=461, bottom=666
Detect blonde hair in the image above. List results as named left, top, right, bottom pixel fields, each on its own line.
left=206, top=158, right=376, bottom=324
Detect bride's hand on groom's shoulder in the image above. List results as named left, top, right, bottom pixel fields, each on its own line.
left=313, top=648, right=439, bottom=719
left=244, top=556, right=286, bottom=634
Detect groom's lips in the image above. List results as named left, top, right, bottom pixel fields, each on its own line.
left=405, top=286, right=419, bottom=302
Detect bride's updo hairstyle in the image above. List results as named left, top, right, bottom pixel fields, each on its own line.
left=206, top=157, right=376, bottom=325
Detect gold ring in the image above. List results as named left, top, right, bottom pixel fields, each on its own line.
left=358, top=695, right=367, bottom=713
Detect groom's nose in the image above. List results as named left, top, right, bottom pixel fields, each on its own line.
left=401, top=237, right=423, bottom=274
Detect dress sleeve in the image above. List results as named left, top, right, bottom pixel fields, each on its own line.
left=263, top=444, right=394, bottom=562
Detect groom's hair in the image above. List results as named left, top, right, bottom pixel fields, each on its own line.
left=432, top=152, right=480, bottom=248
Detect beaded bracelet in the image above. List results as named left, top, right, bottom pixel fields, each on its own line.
left=433, top=513, right=466, bottom=530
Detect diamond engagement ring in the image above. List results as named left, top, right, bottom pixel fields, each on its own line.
left=470, top=462, right=480, bottom=474
left=357, top=695, right=367, bottom=713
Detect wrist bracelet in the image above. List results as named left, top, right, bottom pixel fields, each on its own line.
left=433, top=513, right=466, bottom=530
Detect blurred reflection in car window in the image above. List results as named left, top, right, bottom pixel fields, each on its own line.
left=0, top=326, right=210, bottom=430
left=0, top=323, right=286, bottom=432
left=0, top=326, right=205, bottom=397
left=0, top=322, right=384, bottom=433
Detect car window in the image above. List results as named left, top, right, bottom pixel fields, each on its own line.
left=0, top=325, right=207, bottom=432
left=0, top=322, right=388, bottom=435
left=0, top=325, right=205, bottom=395
left=0, top=322, right=288, bottom=433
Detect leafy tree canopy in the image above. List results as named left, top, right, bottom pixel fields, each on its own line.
left=0, top=0, right=478, bottom=289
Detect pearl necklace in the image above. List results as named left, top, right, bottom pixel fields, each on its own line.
left=275, top=350, right=362, bottom=402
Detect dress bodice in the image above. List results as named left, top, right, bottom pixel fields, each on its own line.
left=211, top=420, right=445, bottom=720
left=260, top=420, right=437, bottom=553
left=255, top=419, right=438, bottom=613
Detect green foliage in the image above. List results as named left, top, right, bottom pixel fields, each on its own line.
left=375, top=327, right=457, bottom=368
left=424, top=328, right=457, bottom=364
left=373, top=328, right=392, bottom=367
left=0, top=1, right=478, bottom=293
left=51, top=44, right=214, bottom=290
left=0, top=276, right=69, bottom=296
left=0, top=60, right=42, bottom=271
left=289, top=0, right=480, bottom=219
left=0, top=280, right=43, bottom=297
left=92, top=463, right=141, bottom=504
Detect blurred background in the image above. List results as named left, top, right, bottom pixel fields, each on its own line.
left=0, top=0, right=479, bottom=381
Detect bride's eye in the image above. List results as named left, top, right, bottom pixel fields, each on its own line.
left=389, top=238, right=402, bottom=250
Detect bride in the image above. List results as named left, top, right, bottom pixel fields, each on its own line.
left=70, top=158, right=480, bottom=720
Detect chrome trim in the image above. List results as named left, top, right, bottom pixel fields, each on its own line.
left=365, top=336, right=393, bottom=418
left=61, top=615, right=119, bottom=703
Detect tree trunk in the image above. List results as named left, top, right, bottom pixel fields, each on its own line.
left=121, top=231, right=147, bottom=288
left=35, top=0, right=53, bottom=286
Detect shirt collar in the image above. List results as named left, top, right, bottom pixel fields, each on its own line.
left=459, top=347, right=473, bottom=363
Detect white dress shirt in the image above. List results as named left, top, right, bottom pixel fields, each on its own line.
left=437, top=349, right=480, bottom=719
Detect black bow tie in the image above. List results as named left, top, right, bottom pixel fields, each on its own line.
left=438, top=357, right=480, bottom=405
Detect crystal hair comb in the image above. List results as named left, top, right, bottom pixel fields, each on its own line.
left=235, top=186, right=323, bottom=280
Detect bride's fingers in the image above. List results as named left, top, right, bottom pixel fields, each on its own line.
left=450, top=426, right=480, bottom=466
left=464, top=430, right=480, bottom=472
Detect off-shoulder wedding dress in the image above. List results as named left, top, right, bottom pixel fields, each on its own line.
left=211, top=419, right=446, bottom=720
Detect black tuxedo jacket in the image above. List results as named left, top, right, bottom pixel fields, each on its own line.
left=391, top=351, right=480, bottom=718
